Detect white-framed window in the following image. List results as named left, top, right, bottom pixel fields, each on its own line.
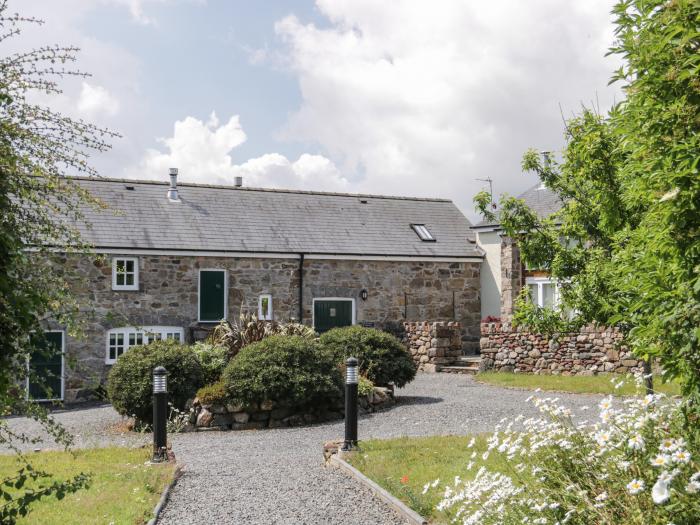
left=258, top=294, right=273, bottom=320
left=526, top=277, right=560, bottom=309
left=105, top=326, right=184, bottom=364
left=112, top=257, right=139, bottom=290
left=411, top=223, right=435, bottom=241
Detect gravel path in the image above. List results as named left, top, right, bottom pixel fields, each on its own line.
left=158, top=374, right=601, bottom=525
left=1, top=374, right=602, bottom=523
left=1, top=402, right=146, bottom=453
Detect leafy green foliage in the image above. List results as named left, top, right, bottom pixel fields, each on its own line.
left=358, top=375, right=375, bottom=397
left=195, top=381, right=228, bottom=406
left=221, top=335, right=343, bottom=412
left=191, top=342, right=228, bottom=384
left=319, top=326, right=417, bottom=387
left=474, top=0, right=700, bottom=398
left=106, top=341, right=205, bottom=424
left=0, top=4, right=117, bottom=521
left=208, top=313, right=316, bottom=359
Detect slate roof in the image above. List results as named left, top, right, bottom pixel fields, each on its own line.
left=68, top=177, right=481, bottom=258
left=472, top=182, right=563, bottom=229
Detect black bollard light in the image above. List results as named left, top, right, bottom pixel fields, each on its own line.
left=342, top=357, right=358, bottom=451
left=152, top=366, right=168, bottom=462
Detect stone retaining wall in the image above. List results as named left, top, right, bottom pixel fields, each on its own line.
left=190, top=386, right=395, bottom=431
left=404, top=321, right=463, bottom=372
left=479, top=322, right=645, bottom=375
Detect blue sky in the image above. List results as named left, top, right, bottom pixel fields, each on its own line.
left=20, top=0, right=621, bottom=219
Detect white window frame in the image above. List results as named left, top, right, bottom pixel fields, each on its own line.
left=311, top=297, right=357, bottom=331
left=258, top=294, right=273, bottom=321
left=112, top=257, right=139, bottom=291
left=411, top=223, right=436, bottom=241
left=197, top=268, right=228, bottom=323
left=525, top=276, right=561, bottom=309
left=26, top=330, right=65, bottom=402
left=105, top=326, right=184, bottom=364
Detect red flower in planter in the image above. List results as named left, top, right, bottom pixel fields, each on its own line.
left=400, top=475, right=409, bottom=484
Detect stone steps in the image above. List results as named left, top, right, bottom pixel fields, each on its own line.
left=437, top=363, right=480, bottom=375
left=438, top=356, right=481, bottom=375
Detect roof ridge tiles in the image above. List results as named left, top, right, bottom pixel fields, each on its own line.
left=69, top=176, right=452, bottom=203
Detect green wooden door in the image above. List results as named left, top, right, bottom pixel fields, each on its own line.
left=28, top=331, right=63, bottom=401
left=314, top=299, right=354, bottom=333
left=199, top=270, right=226, bottom=322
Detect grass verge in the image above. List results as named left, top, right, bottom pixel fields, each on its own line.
left=345, top=435, right=508, bottom=523
left=476, top=372, right=680, bottom=396
left=0, top=446, right=176, bottom=525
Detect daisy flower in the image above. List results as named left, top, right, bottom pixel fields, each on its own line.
left=671, top=450, right=690, bottom=464
left=627, top=479, right=645, bottom=495
left=650, top=454, right=670, bottom=468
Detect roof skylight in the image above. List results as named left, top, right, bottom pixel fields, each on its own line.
left=411, top=224, right=435, bottom=241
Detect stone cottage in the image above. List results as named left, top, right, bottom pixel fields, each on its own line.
left=32, top=170, right=483, bottom=402
left=473, top=181, right=645, bottom=376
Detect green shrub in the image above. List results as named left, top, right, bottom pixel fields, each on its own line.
left=196, top=381, right=227, bottom=405
left=221, top=335, right=343, bottom=412
left=191, top=342, right=228, bottom=384
left=107, top=340, right=205, bottom=424
left=358, top=375, right=375, bottom=397
left=319, top=326, right=416, bottom=387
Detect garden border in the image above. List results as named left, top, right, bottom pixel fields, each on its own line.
left=331, top=453, right=427, bottom=525
left=147, top=463, right=182, bottom=525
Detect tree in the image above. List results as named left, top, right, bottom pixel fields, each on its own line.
left=0, top=3, right=117, bottom=521
left=475, top=0, right=699, bottom=399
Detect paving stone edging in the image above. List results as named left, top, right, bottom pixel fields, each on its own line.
left=148, top=463, right=182, bottom=525
left=330, top=453, right=427, bottom=525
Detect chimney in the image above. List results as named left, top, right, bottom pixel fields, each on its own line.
left=540, top=151, right=552, bottom=168
left=168, top=168, right=180, bottom=201
left=234, top=176, right=243, bottom=188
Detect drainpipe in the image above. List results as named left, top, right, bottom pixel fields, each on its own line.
left=298, top=253, right=305, bottom=323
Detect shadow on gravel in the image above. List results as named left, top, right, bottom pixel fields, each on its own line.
left=395, top=395, right=443, bottom=406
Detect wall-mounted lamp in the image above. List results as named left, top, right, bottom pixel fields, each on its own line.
left=360, top=289, right=368, bottom=301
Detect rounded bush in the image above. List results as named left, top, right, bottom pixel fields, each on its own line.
left=107, top=340, right=205, bottom=424
left=221, top=335, right=343, bottom=412
left=319, top=326, right=416, bottom=387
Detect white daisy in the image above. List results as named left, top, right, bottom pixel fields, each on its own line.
left=627, top=479, right=645, bottom=495
left=671, top=449, right=691, bottom=464
left=628, top=435, right=645, bottom=451
left=650, top=454, right=671, bottom=468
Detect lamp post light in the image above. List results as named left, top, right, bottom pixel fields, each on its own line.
left=342, top=357, right=358, bottom=451
left=152, top=366, right=168, bottom=462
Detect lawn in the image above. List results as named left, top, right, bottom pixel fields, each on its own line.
left=345, top=435, right=513, bottom=523
left=476, top=371, right=681, bottom=396
left=0, top=446, right=176, bottom=525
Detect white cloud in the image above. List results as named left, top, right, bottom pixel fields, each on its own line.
left=128, top=112, right=349, bottom=192
left=274, top=0, right=621, bottom=217
left=77, top=82, right=120, bottom=118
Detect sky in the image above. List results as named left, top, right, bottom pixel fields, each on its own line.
left=18, top=0, right=622, bottom=220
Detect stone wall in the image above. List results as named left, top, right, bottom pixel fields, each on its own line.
left=479, top=322, right=645, bottom=375
left=499, top=237, right=521, bottom=323
left=191, top=386, right=395, bottom=431
left=47, top=253, right=480, bottom=402
left=404, top=321, right=463, bottom=372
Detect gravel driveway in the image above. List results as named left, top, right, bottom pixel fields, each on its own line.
left=1, top=374, right=601, bottom=524
left=159, top=374, right=600, bottom=525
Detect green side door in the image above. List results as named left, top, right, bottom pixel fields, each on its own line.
left=199, top=270, right=226, bottom=322
left=28, top=331, right=63, bottom=401
left=314, top=299, right=354, bottom=333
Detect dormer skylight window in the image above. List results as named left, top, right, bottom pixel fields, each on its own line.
left=411, top=224, right=435, bottom=241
